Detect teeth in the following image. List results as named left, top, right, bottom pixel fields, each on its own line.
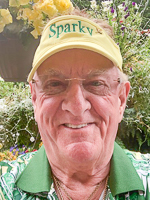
left=65, top=123, right=88, bottom=129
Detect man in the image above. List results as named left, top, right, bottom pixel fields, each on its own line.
left=0, top=14, right=149, bottom=200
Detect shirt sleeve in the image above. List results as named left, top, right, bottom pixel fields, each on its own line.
left=0, top=152, right=37, bottom=200
left=125, top=150, right=150, bottom=199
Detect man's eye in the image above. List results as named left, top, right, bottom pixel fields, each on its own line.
left=48, top=81, right=62, bottom=87
left=85, top=80, right=105, bottom=87
left=84, top=80, right=109, bottom=96
left=90, top=81, right=104, bottom=86
left=42, top=80, right=67, bottom=95
left=45, top=80, right=63, bottom=88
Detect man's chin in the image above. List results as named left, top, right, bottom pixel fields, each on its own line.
left=64, top=142, right=99, bottom=163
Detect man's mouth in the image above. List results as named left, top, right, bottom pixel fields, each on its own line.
left=64, top=123, right=88, bottom=129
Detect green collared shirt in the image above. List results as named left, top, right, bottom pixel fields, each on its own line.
left=0, top=143, right=149, bottom=200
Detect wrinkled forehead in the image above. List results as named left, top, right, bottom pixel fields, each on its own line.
left=35, top=49, right=119, bottom=80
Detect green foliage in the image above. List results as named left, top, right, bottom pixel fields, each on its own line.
left=118, top=58, right=150, bottom=152
left=88, top=0, right=150, bottom=71
left=0, top=80, right=17, bottom=98
left=0, top=81, right=40, bottom=152
left=71, top=0, right=91, bottom=9
left=133, top=0, right=150, bottom=29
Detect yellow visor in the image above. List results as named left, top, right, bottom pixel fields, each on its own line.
left=27, top=15, right=122, bottom=82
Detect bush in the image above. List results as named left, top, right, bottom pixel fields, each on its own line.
left=119, top=59, right=150, bottom=152
left=0, top=81, right=40, bottom=152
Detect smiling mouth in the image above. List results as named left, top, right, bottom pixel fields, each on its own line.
left=64, top=123, right=88, bottom=129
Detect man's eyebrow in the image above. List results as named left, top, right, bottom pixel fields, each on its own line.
left=86, top=69, right=107, bottom=77
left=38, top=69, right=65, bottom=79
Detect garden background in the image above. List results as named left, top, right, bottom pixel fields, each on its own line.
left=0, top=0, right=150, bottom=161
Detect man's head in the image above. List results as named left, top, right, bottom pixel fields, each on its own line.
left=29, top=15, right=130, bottom=169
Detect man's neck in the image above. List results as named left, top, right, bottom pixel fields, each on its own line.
left=50, top=161, right=110, bottom=200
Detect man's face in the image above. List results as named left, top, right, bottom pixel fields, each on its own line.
left=31, top=49, right=130, bottom=169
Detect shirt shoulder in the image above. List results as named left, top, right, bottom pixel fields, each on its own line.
left=124, top=149, right=150, bottom=198
left=0, top=151, right=37, bottom=200
left=124, top=149, right=150, bottom=172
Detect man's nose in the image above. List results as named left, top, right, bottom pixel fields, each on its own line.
left=62, top=83, right=91, bottom=116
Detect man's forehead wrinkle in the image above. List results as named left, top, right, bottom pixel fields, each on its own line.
left=86, top=69, right=108, bottom=77
left=69, top=67, right=73, bottom=77
left=37, top=68, right=67, bottom=79
left=36, top=64, right=117, bottom=80
left=42, top=69, right=62, bottom=76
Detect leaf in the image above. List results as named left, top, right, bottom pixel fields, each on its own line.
left=131, top=91, right=134, bottom=98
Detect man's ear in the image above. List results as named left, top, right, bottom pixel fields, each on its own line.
left=118, top=81, right=130, bottom=122
left=29, top=82, right=37, bottom=114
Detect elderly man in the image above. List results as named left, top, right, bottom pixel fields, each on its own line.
left=0, top=13, right=149, bottom=200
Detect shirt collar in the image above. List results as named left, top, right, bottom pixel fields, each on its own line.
left=109, top=143, right=144, bottom=196
left=16, top=142, right=144, bottom=196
